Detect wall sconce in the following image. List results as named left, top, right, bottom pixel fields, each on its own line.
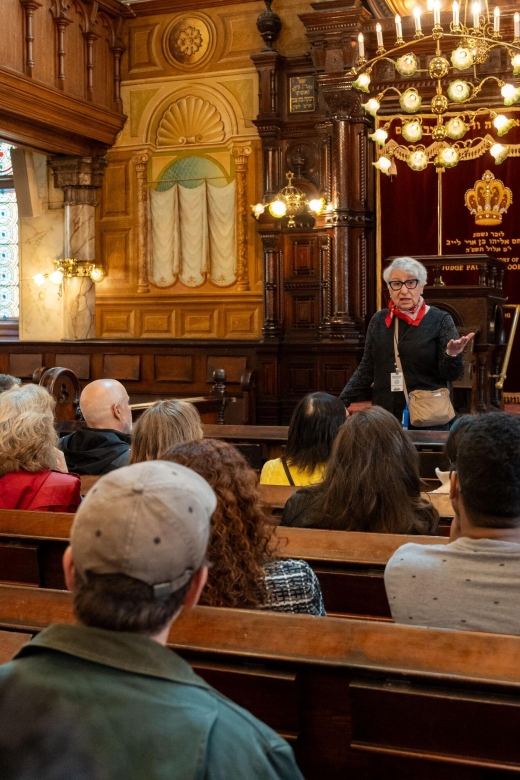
left=251, top=172, right=327, bottom=228
left=33, top=258, right=106, bottom=287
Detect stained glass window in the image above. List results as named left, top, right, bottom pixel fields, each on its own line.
left=0, top=143, right=18, bottom=319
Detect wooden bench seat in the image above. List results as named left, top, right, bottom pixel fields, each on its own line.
left=0, top=584, right=520, bottom=779
left=0, top=508, right=447, bottom=619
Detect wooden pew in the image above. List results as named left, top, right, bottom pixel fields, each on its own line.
left=0, top=508, right=448, bottom=620
left=1, top=584, right=520, bottom=780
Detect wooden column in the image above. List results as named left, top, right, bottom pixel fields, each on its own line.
left=133, top=153, right=150, bottom=295
left=232, top=145, right=252, bottom=292
left=259, top=230, right=282, bottom=340
left=20, top=0, right=42, bottom=78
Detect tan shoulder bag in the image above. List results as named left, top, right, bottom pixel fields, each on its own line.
left=393, top=319, right=455, bottom=428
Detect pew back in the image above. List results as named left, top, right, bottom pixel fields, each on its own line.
left=0, top=585, right=519, bottom=780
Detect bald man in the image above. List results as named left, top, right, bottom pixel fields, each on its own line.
left=59, top=379, right=132, bottom=475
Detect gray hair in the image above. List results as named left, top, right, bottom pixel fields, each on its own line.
left=383, top=257, right=428, bottom=286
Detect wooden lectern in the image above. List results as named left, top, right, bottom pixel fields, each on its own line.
left=407, top=255, right=506, bottom=413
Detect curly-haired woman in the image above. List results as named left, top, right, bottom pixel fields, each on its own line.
left=0, top=384, right=81, bottom=512
left=163, top=438, right=325, bottom=616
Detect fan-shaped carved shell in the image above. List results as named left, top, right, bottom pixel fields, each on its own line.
left=156, top=97, right=225, bottom=147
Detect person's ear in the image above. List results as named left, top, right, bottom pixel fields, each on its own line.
left=112, top=403, right=122, bottom=421
left=450, top=470, right=460, bottom=511
left=183, top=566, right=208, bottom=610
left=62, top=546, right=75, bottom=592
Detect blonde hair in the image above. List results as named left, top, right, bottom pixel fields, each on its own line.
left=0, top=384, right=58, bottom=476
left=129, top=399, right=203, bottom=464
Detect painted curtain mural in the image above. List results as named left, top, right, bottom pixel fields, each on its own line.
left=379, top=114, right=520, bottom=392
left=150, top=154, right=236, bottom=288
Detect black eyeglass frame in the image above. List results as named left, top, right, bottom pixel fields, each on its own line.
left=387, top=278, right=420, bottom=291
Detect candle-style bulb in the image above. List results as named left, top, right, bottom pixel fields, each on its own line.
left=472, top=0, right=480, bottom=28
left=452, top=1, right=459, bottom=26
left=376, top=22, right=384, bottom=47
left=494, top=6, right=500, bottom=32
left=515, top=11, right=520, bottom=38
left=358, top=32, right=365, bottom=57
left=433, top=0, right=441, bottom=25
left=395, top=14, right=403, bottom=39
left=413, top=6, right=422, bottom=30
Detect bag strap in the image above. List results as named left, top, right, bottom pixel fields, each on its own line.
left=393, top=318, right=409, bottom=403
left=281, top=456, right=295, bottom=486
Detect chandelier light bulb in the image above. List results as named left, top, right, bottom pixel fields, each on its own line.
left=408, top=150, right=429, bottom=171
left=515, top=12, right=520, bottom=38
left=89, top=265, right=106, bottom=283
left=49, top=269, right=64, bottom=285
left=438, top=146, right=460, bottom=168
left=413, top=6, right=422, bottom=31
left=354, top=73, right=371, bottom=92
left=490, top=143, right=510, bottom=163
left=445, top=117, right=467, bottom=139
left=358, top=32, right=365, bottom=58
left=401, top=120, right=423, bottom=142
left=501, top=83, right=520, bottom=105
left=512, top=53, right=520, bottom=74
left=452, top=1, right=459, bottom=26
left=376, top=23, right=383, bottom=47
left=433, top=0, right=441, bottom=25
left=362, top=98, right=380, bottom=116
left=493, top=114, right=515, bottom=136
left=251, top=203, right=265, bottom=219
left=494, top=6, right=500, bottom=32
left=33, top=273, right=46, bottom=287
left=373, top=156, right=392, bottom=175
left=308, top=197, right=326, bottom=215
left=369, top=128, right=389, bottom=145
left=472, top=1, right=480, bottom=28
left=395, top=14, right=403, bottom=39
left=268, top=200, right=287, bottom=218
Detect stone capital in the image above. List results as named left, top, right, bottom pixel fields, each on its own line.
left=48, top=155, right=108, bottom=205
left=318, top=76, right=363, bottom=120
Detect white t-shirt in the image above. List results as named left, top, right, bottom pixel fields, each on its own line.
left=385, top=536, right=520, bottom=635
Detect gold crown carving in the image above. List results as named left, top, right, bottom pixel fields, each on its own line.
left=464, top=170, right=512, bottom=227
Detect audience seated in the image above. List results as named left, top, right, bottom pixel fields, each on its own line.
left=165, top=438, right=326, bottom=616
left=0, top=374, right=21, bottom=394
left=430, top=414, right=474, bottom=494
left=129, top=399, right=202, bottom=464
left=385, top=412, right=520, bottom=634
left=260, top=392, right=346, bottom=486
left=0, top=675, right=103, bottom=780
left=0, top=384, right=81, bottom=512
left=0, top=461, right=303, bottom=780
left=281, top=406, right=439, bottom=534
left=59, top=379, right=132, bottom=475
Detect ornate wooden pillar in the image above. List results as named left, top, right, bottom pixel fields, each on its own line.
left=132, top=153, right=150, bottom=294
left=318, top=77, right=372, bottom=340
left=231, top=145, right=252, bottom=292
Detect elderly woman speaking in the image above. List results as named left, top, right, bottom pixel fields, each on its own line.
left=340, top=257, right=474, bottom=429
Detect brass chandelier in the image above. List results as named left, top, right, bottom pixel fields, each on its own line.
left=350, top=1, right=520, bottom=173
left=251, top=171, right=327, bottom=228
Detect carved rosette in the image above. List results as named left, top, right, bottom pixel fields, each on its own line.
left=133, top=153, right=150, bottom=294
left=231, top=146, right=252, bottom=293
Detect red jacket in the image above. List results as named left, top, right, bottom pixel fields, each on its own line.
left=0, top=470, right=81, bottom=513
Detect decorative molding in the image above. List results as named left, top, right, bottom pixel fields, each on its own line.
left=19, top=0, right=43, bottom=78
left=156, top=96, right=225, bottom=147
left=231, top=145, right=252, bottom=293
left=132, top=153, right=150, bottom=294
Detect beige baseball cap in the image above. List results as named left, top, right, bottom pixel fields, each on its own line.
left=71, top=460, right=217, bottom=599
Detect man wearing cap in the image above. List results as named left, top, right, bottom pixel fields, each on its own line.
left=0, top=461, right=303, bottom=780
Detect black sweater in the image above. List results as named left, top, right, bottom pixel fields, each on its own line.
left=339, top=307, right=464, bottom=419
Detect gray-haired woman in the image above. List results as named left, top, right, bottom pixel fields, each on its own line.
left=340, top=257, right=474, bottom=428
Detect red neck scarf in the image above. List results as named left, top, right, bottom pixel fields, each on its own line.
left=385, top=297, right=427, bottom=328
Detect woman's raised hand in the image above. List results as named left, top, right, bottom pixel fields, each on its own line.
left=446, top=332, right=475, bottom=357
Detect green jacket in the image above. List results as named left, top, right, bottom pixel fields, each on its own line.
left=0, top=624, right=304, bottom=780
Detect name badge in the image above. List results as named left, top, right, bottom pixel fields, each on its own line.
left=391, top=371, right=404, bottom=392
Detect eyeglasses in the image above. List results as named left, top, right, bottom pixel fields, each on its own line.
left=388, top=279, right=420, bottom=291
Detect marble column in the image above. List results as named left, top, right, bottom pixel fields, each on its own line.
left=48, top=155, right=107, bottom=339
